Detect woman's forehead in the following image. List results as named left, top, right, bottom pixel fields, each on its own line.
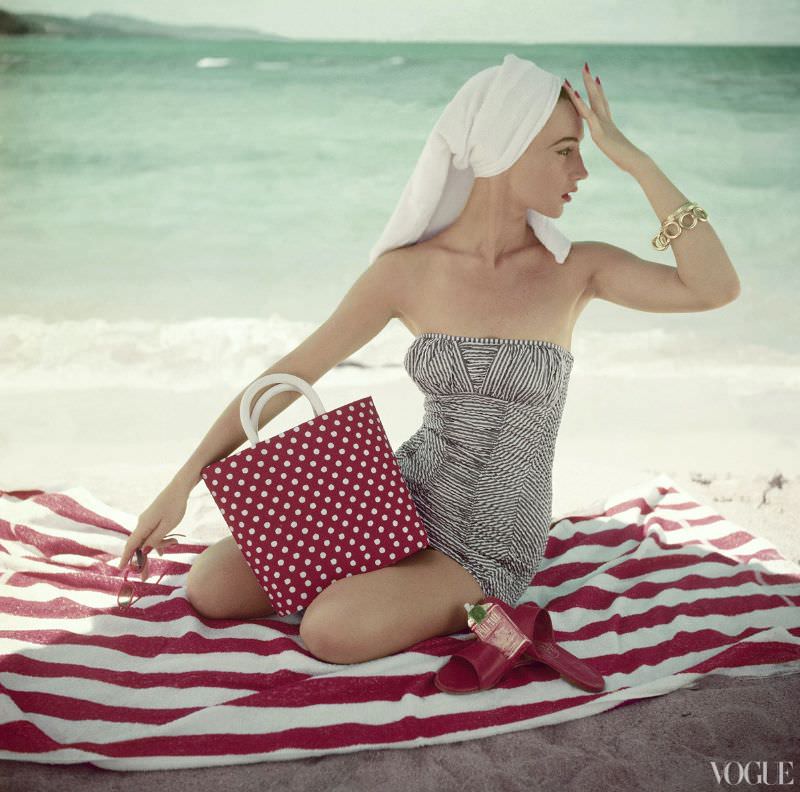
left=533, top=103, right=584, bottom=148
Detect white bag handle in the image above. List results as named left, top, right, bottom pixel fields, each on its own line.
left=239, top=373, right=327, bottom=448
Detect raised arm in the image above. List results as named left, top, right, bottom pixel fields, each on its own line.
left=584, top=235, right=740, bottom=313
left=567, top=63, right=741, bottom=312
left=584, top=152, right=741, bottom=312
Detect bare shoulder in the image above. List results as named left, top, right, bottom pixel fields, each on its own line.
left=569, top=239, right=624, bottom=265
left=568, top=238, right=666, bottom=282
left=565, top=239, right=644, bottom=301
left=371, top=245, right=425, bottom=318
left=563, top=240, right=600, bottom=297
left=372, top=246, right=418, bottom=279
left=564, top=239, right=653, bottom=294
left=565, top=240, right=600, bottom=264
left=373, top=245, right=425, bottom=276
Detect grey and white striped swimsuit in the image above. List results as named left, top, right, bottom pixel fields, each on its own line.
left=395, top=332, right=574, bottom=607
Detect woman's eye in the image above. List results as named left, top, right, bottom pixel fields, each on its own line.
left=558, top=148, right=573, bottom=157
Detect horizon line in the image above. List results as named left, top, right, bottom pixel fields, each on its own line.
left=5, top=8, right=798, bottom=47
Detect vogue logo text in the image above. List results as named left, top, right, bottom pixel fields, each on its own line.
left=710, top=760, right=794, bottom=786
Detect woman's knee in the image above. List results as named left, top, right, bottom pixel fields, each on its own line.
left=185, top=536, right=275, bottom=620
left=299, top=591, right=453, bottom=665
left=298, top=555, right=473, bottom=664
left=299, top=597, right=368, bottom=664
left=185, top=544, right=223, bottom=617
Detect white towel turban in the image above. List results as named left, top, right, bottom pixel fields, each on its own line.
left=369, top=53, right=572, bottom=266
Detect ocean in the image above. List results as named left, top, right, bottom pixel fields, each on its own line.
left=1, top=37, right=798, bottom=393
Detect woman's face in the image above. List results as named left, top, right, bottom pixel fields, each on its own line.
left=507, top=98, right=589, bottom=218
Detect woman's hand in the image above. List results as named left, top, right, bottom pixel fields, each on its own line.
left=565, top=62, right=649, bottom=174
left=117, top=481, right=190, bottom=570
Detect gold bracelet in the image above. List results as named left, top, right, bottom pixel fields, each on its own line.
left=652, top=201, right=709, bottom=251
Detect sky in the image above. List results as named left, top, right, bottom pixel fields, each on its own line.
left=3, top=0, right=800, bottom=44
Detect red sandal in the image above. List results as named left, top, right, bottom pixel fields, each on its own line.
left=434, top=597, right=605, bottom=694
left=434, top=600, right=531, bottom=694
left=511, top=599, right=605, bottom=692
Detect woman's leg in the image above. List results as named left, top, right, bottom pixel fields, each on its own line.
left=298, top=547, right=486, bottom=664
left=185, top=538, right=487, bottom=664
left=186, top=535, right=276, bottom=619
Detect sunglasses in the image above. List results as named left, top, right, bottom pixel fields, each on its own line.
left=116, top=533, right=186, bottom=609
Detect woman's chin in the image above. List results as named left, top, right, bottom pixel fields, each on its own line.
left=527, top=201, right=565, bottom=219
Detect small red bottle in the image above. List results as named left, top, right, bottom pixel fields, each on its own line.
left=464, top=601, right=532, bottom=661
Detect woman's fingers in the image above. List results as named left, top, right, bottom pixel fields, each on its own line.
left=119, top=522, right=155, bottom=570
left=117, top=486, right=189, bottom=572
left=579, top=65, right=600, bottom=116
left=582, top=62, right=610, bottom=117
left=595, top=77, right=610, bottom=116
left=564, top=80, right=587, bottom=117
left=118, top=541, right=133, bottom=570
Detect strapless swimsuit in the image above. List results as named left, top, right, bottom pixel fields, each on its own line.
left=394, top=332, right=574, bottom=606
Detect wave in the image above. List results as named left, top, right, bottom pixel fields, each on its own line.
left=0, top=314, right=403, bottom=392
left=195, top=57, right=231, bottom=69
left=2, top=315, right=798, bottom=393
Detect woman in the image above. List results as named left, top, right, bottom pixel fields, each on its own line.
left=118, top=58, right=741, bottom=665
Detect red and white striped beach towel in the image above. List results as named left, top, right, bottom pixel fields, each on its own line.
left=1, top=473, right=798, bottom=771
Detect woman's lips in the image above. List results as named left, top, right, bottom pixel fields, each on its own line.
left=561, top=193, right=572, bottom=202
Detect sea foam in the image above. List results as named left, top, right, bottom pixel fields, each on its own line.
left=2, top=315, right=798, bottom=394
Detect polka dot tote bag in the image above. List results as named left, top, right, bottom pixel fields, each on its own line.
left=200, top=373, right=430, bottom=616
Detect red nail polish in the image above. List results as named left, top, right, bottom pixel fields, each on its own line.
left=574, top=90, right=580, bottom=99
left=584, top=62, right=589, bottom=72
left=595, top=76, right=600, bottom=84
left=565, top=78, right=572, bottom=86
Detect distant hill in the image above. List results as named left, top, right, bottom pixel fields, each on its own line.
left=0, top=8, right=291, bottom=40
